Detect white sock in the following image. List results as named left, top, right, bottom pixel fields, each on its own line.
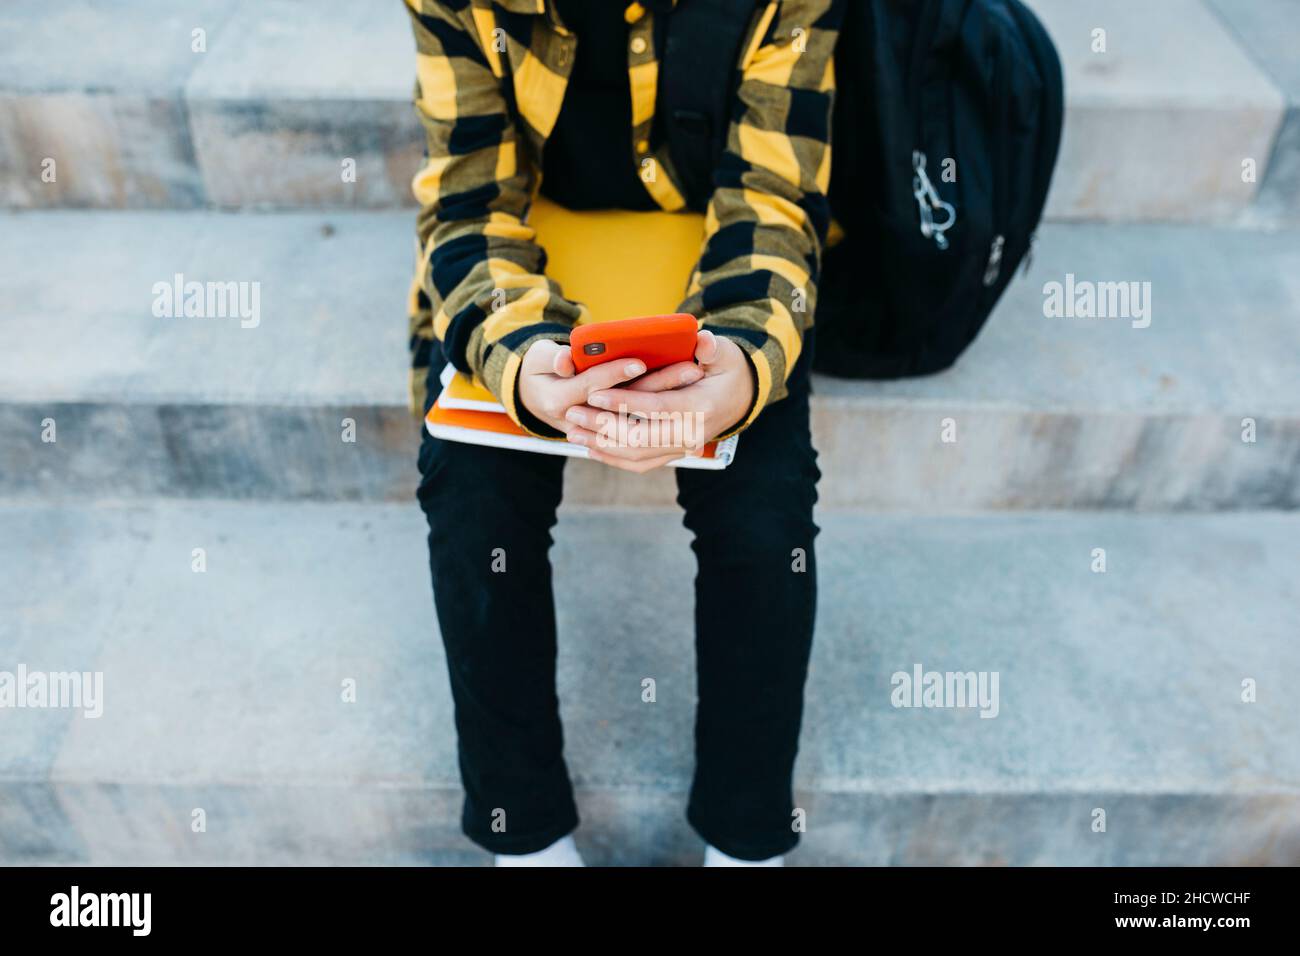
left=494, top=834, right=585, bottom=867
left=703, top=844, right=785, bottom=867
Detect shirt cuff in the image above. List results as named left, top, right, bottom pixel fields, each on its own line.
left=704, top=325, right=777, bottom=437
left=486, top=328, right=574, bottom=438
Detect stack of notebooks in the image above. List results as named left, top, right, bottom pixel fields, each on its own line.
left=426, top=364, right=738, bottom=470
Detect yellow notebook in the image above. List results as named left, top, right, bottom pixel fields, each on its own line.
left=435, top=365, right=501, bottom=412
left=529, top=193, right=706, bottom=323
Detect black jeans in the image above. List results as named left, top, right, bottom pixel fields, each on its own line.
left=416, top=344, right=820, bottom=860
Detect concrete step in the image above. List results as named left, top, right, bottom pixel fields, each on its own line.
left=1206, top=0, right=1300, bottom=225
left=1, top=501, right=1296, bottom=865
left=1035, top=0, right=1284, bottom=222
left=2, top=211, right=1298, bottom=511
left=0, top=0, right=1287, bottom=222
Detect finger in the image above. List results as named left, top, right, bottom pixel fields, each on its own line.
left=586, top=446, right=680, bottom=473
left=564, top=404, right=660, bottom=436
left=562, top=409, right=638, bottom=451
left=521, top=338, right=562, bottom=375
left=551, top=345, right=576, bottom=378
left=595, top=431, right=689, bottom=459
left=584, top=383, right=699, bottom=418
left=622, top=361, right=703, bottom=392
left=565, top=358, right=647, bottom=404
left=561, top=404, right=607, bottom=431
left=572, top=424, right=686, bottom=463
left=574, top=430, right=681, bottom=461
left=563, top=425, right=603, bottom=449
left=564, top=411, right=683, bottom=458
left=549, top=416, right=579, bottom=437
left=695, top=328, right=719, bottom=365
left=594, top=449, right=680, bottom=472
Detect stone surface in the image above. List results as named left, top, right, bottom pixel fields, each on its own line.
left=1206, top=0, right=1300, bottom=222
left=1204, top=0, right=1300, bottom=99
left=0, top=2, right=231, bottom=94
left=185, top=1, right=422, bottom=208
left=0, top=0, right=1289, bottom=219
left=2, top=212, right=1298, bottom=509
left=1, top=502, right=1296, bottom=864
left=0, top=92, right=204, bottom=208
left=1027, top=0, right=1284, bottom=222
left=1, top=0, right=1296, bottom=875
left=0, top=1, right=233, bottom=208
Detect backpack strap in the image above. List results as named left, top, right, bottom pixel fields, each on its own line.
left=661, top=0, right=764, bottom=212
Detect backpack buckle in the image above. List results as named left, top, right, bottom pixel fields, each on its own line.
left=912, top=151, right=956, bottom=250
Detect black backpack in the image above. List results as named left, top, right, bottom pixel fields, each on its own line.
left=661, top=0, right=1065, bottom=379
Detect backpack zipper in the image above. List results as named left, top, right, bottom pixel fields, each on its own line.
left=982, top=234, right=1005, bottom=286
left=983, top=39, right=1012, bottom=289
left=1022, top=232, right=1036, bottom=277
left=912, top=150, right=956, bottom=250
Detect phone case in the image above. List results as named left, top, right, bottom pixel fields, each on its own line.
left=570, top=313, right=698, bottom=373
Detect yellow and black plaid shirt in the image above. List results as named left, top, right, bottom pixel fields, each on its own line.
left=404, top=0, right=840, bottom=432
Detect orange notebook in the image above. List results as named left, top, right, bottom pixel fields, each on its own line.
left=425, top=365, right=737, bottom=470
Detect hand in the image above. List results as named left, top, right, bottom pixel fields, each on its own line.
left=561, top=330, right=756, bottom=473
left=516, top=339, right=704, bottom=437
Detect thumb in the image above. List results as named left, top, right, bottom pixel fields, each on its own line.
left=695, top=329, right=719, bottom=366
left=552, top=345, right=576, bottom=378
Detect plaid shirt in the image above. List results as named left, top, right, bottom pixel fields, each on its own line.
left=404, top=0, right=841, bottom=433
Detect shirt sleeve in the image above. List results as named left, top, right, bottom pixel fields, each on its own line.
left=405, top=0, right=585, bottom=431
left=675, top=0, right=843, bottom=434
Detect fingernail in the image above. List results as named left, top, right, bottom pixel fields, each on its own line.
left=565, top=408, right=584, bottom=425
left=589, top=394, right=611, bottom=409
left=568, top=432, right=585, bottom=446
left=681, top=368, right=701, bottom=384
left=625, top=362, right=644, bottom=376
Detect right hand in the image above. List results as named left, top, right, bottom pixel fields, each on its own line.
left=518, top=339, right=700, bottom=436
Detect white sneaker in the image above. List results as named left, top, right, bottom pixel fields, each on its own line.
left=703, top=845, right=785, bottom=867
left=494, top=834, right=585, bottom=867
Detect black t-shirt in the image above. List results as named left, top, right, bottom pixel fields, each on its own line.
left=540, top=0, right=658, bottom=211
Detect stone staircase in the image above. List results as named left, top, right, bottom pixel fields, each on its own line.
left=1, top=0, right=1297, bottom=865
left=0, top=0, right=1292, bottom=222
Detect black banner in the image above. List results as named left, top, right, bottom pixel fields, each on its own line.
left=0, top=866, right=1287, bottom=941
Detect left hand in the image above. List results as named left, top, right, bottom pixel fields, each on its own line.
left=562, top=330, right=756, bottom=473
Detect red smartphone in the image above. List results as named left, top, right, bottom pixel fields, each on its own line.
left=570, top=313, right=699, bottom=374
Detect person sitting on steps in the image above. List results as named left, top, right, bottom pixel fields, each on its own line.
left=406, top=0, right=843, bottom=866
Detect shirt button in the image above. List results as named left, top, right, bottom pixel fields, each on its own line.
left=636, top=139, right=650, bottom=154
left=630, top=36, right=648, bottom=55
